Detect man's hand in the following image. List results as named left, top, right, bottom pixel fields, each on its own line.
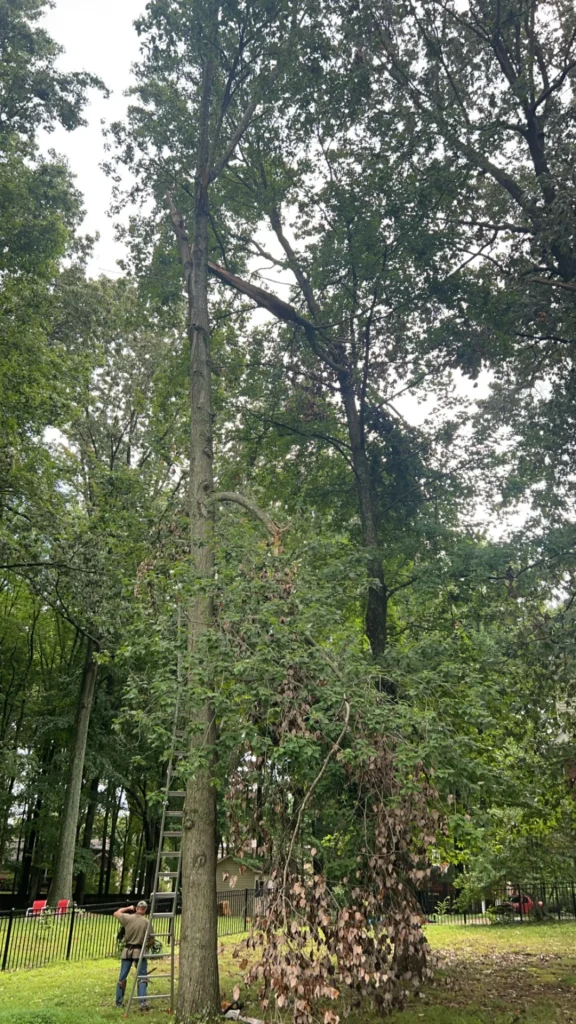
left=113, top=905, right=135, bottom=918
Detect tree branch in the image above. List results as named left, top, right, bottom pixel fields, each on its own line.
left=212, top=490, right=287, bottom=549
left=530, top=276, right=576, bottom=294
left=207, top=261, right=346, bottom=373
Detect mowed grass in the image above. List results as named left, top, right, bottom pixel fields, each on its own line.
left=1, top=922, right=576, bottom=1023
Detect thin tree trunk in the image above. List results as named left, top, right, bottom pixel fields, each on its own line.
left=105, top=788, right=122, bottom=895
left=17, top=797, right=40, bottom=903
left=118, top=810, right=131, bottom=894
left=12, top=808, right=25, bottom=895
left=98, top=786, right=111, bottom=896
left=171, top=44, right=220, bottom=1022
left=132, top=827, right=144, bottom=894
left=47, top=643, right=98, bottom=905
left=0, top=776, right=16, bottom=870
left=74, top=776, right=99, bottom=905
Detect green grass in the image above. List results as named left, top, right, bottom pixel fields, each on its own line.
left=1, top=921, right=576, bottom=1023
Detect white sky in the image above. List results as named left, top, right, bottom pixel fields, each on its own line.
left=39, top=0, right=145, bottom=277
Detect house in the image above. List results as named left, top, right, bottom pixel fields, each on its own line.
left=216, top=855, right=263, bottom=894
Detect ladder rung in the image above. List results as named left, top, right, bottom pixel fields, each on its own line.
left=167, top=790, right=186, bottom=798
left=156, top=871, right=179, bottom=878
left=166, top=810, right=183, bottom=817
left=142, top=993, right=172, bottom=1000
left=152, top=890, right=178, bottom=897
left=162, top=831, right=183, bottom=838
left=174, top=750, right=188, bottom=757
left=141, top=973, right=173, bottom=980
left=159, top=850, right=182, bottom=857
left=153, top=912, right=177, bottom=918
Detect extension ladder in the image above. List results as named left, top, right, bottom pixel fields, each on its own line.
left=126, top=600, right=186, bottom=1016
left=124, top=730, right=188, bottom=1015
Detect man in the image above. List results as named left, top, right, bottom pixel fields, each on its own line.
left=113, top=900, right=154, bottom=1010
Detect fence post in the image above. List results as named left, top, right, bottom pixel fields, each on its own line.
left=517, top=887, right=523, bottom=923
left=571, top=884, right=576, bottom=920
left=65, top=905, right=76, bottom=961
left=1, top=909, right=14, bottom=972
left=243, top=889, right=248, bottom=931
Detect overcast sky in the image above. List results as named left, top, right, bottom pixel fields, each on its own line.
left=40, top=0, right=146, bottom=276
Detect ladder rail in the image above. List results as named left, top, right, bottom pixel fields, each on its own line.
left=125, top=602, right=186, bottom=1016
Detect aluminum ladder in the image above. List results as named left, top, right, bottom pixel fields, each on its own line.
left=124, top=732, right=188, bottom=1015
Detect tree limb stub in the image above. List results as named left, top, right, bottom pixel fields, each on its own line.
left=212, top=491, right=286, bottom=551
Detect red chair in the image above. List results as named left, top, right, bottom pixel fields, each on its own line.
left=56, top=899, right=71, bottom=915
left=26, top=899, right=47, bottom=917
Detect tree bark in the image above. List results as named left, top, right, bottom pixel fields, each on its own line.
left=74, top=775, right=99, bottom=905
left=47, top=642, right=98, bottom=905
left=172, top=47, right=220, bottom=1024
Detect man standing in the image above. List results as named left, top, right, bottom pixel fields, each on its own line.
left=113, top=900, right=154, bottom=1010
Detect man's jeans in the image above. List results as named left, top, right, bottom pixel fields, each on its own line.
left=116, top=956, right=148, bottom=1007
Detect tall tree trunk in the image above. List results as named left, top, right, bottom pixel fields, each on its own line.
left=47, top=642, right=98, bottom=905
left=105, top=788, right=122, bottom=895
left=12, top=808, right=25, bottom=895
left=17, top=796, right=41, bottom=903
left=118, top=811, right=130, bottom=894
left=338, top=374, right=388, bottom=659
left=0, top=776, right=16, bottom=870
left=98, top=786, right=110, bottom=896
left=131, top=826, right=144, bottom=894
left=74, top=776, right=99, bottom=905
left=171, top=49, right=220, bottom=1023
left=143, top=813, right=160, bottom=898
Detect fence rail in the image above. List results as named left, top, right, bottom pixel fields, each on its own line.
left=0, top=887, right=258, bottom=972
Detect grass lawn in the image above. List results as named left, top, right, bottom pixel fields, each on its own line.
left=1, top=922, right=576, bottom=1023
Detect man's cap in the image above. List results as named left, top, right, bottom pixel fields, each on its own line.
left=137, top=900, right=148, bottom=909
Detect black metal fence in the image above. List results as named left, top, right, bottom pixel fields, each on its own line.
left=418, top=881, right=576, bottom=926
left=0, top=888, right=258, bottom=972
left=3, top=883, right=576, bottom=972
